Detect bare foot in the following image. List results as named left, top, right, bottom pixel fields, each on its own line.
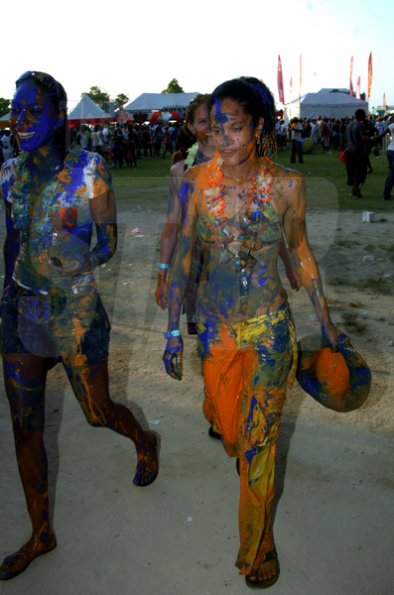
left=133, top=432, right=159, bottom=487
left=0, top=532, right=57, bottom=581
left=245, top=549, right=280, bottom=589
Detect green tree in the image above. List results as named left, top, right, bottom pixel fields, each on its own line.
left=114, top=93, right=129, bottom=109
left=162, top=78, right=184, bottom=93
left=0, top=97, right=10, bottom=118
left=85, top=86, right=110, bottom=111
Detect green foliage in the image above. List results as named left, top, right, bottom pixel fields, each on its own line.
left=162, top=78, right=184, bottom=93
left=114, top=93, right=129, bottom=109
left=85, top=86, right=110, bottom=111
left=0, top=97, right=10, bottom=118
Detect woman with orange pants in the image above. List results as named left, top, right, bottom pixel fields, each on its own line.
left=163, top=77, right=342, bottom=588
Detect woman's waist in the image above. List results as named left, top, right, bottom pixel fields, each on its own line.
left=196, top=286, right=288, bottom=323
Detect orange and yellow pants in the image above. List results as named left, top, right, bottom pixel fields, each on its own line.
left=198, top=304, right=297, bottom=575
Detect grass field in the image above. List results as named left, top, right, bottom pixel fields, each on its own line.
left=110, top=145, right=393, bottom=213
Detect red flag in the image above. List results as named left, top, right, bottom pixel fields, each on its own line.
left=277, top=55, right=285, bottom=103
left=368, top=52, right=373, bottom=99
left=356, top=76, right=361, bottom=99
left=349, top=56, right=354, bottom=97
left=383, top=92, right=387, bottom=109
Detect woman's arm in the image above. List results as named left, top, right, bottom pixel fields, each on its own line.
left=3, top=201, right=20, bottom=292
left=163, top=176, right=199, bottom=379
left=54, top=189, right=117, bottom=276
left=282, top=174, right=340, bottom=345
left=155, top=161, right=185, bottom=309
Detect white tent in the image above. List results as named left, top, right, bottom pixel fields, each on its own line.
left=125, top=92, right=199, bottom=113
left=0, top=112, right=10, bottom=128
left=68, top=94, right=112, bottom=126
left=284, top=89, right=369, bottom=120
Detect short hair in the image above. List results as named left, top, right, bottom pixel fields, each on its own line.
left=355, top=108, right=366, bottom=121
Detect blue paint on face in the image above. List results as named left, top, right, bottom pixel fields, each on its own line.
left=214, top=97, right=228, bottom=125
left=11, top=79, right=60, bottom=152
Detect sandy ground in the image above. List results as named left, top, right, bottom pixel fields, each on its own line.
left=0, top=205, right=394, bottom=594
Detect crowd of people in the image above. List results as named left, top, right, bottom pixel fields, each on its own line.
left=277, top=113, right=391, bottom=155
left=70, top=121, right=181, bottom=168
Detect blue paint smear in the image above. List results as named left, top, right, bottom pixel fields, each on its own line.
left=214, top=97, right=227, bottom=124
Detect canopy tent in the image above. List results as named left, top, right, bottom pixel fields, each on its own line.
left=125, top=92, right=199, bottom=123
left=0, top=112, right=10, bottom=129
left=125, top=92, right=199, bottom=114
left=68, top=94, right=113, bottom=127
left=115, top=108, right=133, bottom=124
left=284, top=89, right=369, bottom=120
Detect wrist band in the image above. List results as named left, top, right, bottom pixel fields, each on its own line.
left=164, top=329, right=181, bottom=339
left=156, top=262, right=170, bottom=270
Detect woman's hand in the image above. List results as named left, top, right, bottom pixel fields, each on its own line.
left=49, top=254, right=95, bottom=277
left=155, top=275, right=169, bottom=309
left=322, top=323, right=349, bottom=351
left=285, top=264, right=302, bottom=290
left=163, top=336, right=183, bottom=380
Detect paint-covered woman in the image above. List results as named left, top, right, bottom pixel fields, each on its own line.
left=163, top=77, right=342, bottom=588
left=155, top=93, right=214, bottom=333
left=0, top=71, right=158, bottom=580
left=155, top=93, right=299, bottom=333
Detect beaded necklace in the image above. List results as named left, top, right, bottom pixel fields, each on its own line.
left=203, top=151, right=274, bottom=235
left=201, top=152, right=275, bottom=297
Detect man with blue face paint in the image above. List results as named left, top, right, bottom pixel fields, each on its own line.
left=0, top=71, right=159, bottom=580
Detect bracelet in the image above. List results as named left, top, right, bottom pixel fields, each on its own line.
left=164, top=329, right=181, bottom=339
left=156, top=262, right=170, bottom=270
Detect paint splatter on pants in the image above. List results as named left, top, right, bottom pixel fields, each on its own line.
left=199, top=304, right=297, bottom=575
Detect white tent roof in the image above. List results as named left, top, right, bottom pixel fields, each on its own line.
left=125, top=92, right=199, bottom=113
left=68, top=93, right=112, bottom=123
left=284, top=88, right=369, bottom=119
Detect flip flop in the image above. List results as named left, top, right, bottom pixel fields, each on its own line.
left=245, top=549, right=280, bottom=589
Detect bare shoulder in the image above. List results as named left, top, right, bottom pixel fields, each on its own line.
left=184, top=159, right=211, bottom=183
left=170, top=159, right=186, bottom=179
left=271, top=160, right=304, bottom=190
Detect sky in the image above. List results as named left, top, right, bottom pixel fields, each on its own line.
left=1, top=0, right=393, bottom=112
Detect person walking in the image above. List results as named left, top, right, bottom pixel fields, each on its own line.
left=0, top=71, right=158, bottom=581
left=163, top=77, right=341, bottom=589
left=345, top=109, right=368, bottom=197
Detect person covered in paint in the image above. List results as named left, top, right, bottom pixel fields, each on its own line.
left=155, top=93, right=300, bottom=333
left=162, top=77, right=343, bottom=589
left=155, top=94, right=215, bottom=333
left=0, top=71, right=159, bottom=581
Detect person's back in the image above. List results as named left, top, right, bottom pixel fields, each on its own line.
left=346, top=119, right=366, bottom=153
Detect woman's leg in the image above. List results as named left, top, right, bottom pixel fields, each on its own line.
left=0, top=354, right=57, bottom=581
left=200, top=317, right=293, bottom=585
left=63, top=357, right=158, bottom=487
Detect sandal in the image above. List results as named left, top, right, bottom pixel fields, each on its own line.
left=245, top=549, right=280, bottom=589
left=208, top=426, right=222, bottom=441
